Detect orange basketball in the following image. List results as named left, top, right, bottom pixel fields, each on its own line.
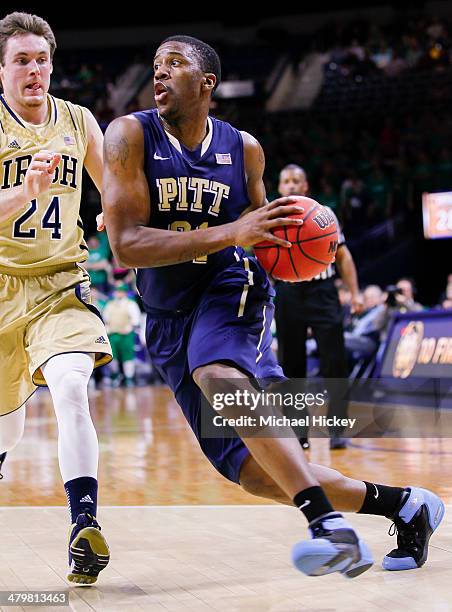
left=254, top=197, right=339, bottom=281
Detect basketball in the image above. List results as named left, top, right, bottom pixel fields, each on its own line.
left=254, top=196, right=339, bottom=281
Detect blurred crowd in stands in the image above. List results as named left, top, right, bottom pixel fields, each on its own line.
left=251, top=109, right=452, bottom=238
left=38, top=11, right=452, bottom=387
left=320, top=15, right=451, bottom=79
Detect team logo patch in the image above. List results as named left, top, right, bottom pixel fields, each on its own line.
left=393, top=321, right=424, bottom=378
left=7, top=139, right=20, bottom=149
left=95, top=336, right=108, bottom=345
left=215, top=153, right=232, bottom=165
left=64, top=135, right=76, bottom=146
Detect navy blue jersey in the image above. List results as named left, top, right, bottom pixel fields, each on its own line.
left=134, top=109, right=252, bottom=312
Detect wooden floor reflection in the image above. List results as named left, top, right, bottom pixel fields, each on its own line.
left=1, top=386, right=451, bottom=507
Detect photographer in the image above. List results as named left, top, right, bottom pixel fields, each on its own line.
left=379, top=279, right=423, bottom=332
left=393, top=278, right=423, bottom=312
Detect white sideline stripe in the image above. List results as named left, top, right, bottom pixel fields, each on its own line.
left=255, top=304, right=267, bottom=363
left=237, top=257, right=254, bottom=318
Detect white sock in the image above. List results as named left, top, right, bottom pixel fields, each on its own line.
left=42, top=353, right=98, bottom=482
left=0, top=406, right=25, bottom=452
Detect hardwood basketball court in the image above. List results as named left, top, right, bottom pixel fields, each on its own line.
left=0, top=386, right=450, bottom=611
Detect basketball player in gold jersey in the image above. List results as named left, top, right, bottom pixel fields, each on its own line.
left=0, top=12, right=111, bottom=584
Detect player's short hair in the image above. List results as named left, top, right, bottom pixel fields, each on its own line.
left=161, top=35, right=221, bottom=93
left=0, top=12, right=56, bottom=65
left=279, top=164, right=307, bottom=179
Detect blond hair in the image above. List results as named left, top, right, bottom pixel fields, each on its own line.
left=0, top=12, right=56, bottom=64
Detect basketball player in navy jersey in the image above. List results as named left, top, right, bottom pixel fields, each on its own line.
left=102, top=36, right=444, bottom=576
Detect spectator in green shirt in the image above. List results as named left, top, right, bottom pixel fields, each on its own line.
left=85, top=235, right=111, bottom=294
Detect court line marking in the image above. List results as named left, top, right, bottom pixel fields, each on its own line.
left=348, top=441, right=452, bottom=456
left=1, top=504, right=451, bottom=510
left=0, top=504, right=284, bottom=510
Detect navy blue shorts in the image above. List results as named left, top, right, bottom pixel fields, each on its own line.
left=145, top=257, right=284, bottom=483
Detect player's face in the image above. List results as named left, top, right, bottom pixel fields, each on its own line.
left=278, top=169, right=308, bottom=197
left=153, top=42, right=206, bottom=120
left=0, top=34, right=52, bottom=111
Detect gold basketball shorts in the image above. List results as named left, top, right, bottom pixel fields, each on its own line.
left=0, top=264, right=112, bottom=416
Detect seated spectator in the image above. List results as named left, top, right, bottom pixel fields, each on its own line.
left=85, top=235, right=111, bottom=294
left=439, top=274, right=452, bottom=309
left=344, top=285, right=386, bottom=367
left=441, top=284, right=452, bottom=309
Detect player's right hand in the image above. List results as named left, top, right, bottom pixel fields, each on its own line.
left=232, top=197, right=304, bottom=248
left=23, top=150, right=61, bottom=201
left=96, top=212, right=105, bottom=231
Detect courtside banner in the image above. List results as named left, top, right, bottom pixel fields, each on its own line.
left=379, top=310, right=452, bottom=379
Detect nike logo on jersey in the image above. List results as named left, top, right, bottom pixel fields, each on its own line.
left=298, top=500, right=311, bottom=509
left=154, top=152, right=171, bottom=160
left=373, top=484, right=379, bottom=499
left=7, top=139, right=20, bottom=149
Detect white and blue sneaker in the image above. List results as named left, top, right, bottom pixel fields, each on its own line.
left=292, top=513, right=374, bottom=578
left=383, top=487, right=445, bottom=571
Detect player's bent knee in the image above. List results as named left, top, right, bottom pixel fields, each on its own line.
left=193, top=363, right=245, bottom=392
left=56, top=370, right=89, bottom=394
left=239, top=457, right=285, bottom=501
left=240, top=471, right=271, bottom=496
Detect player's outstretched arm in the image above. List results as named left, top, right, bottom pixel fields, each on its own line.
left=83, top=108, right=104, bottom=193
left=102, top=117, right=304, bottom=268
left=0, top=151, right=61, bottom=224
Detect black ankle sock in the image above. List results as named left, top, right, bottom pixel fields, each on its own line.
left=293, top=486, right=335, bottom=523
left=64, top=477, right=98, bottom=524
left=358, top=482, right=406, bottom=518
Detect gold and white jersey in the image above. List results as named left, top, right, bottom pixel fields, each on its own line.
left=0, top=94, right=90, bottom=274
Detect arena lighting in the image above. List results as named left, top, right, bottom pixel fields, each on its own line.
left=215, top=80, right=255, bottom=98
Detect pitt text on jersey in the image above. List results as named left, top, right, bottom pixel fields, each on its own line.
left=156, top=177, right=230, bottom=216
